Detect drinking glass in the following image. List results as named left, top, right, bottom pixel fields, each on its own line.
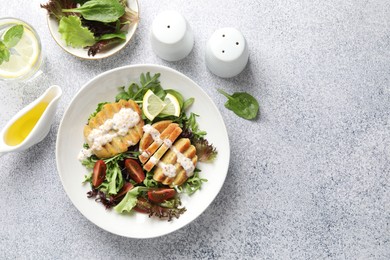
left=0, top=18, right=42, bottom=81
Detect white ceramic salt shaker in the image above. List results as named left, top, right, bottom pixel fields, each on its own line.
left=205, top=27, right=249, bottom=78
left=150, top=10, right=194, bottom=61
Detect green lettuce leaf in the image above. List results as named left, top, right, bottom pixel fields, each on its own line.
left=58, top=16, right=96, bottom=48
left=106, top=162, right=123, bottom=195
left=114, top=186, right=143, bottom=213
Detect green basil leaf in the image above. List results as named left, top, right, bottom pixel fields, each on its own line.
left=0, top=42, right=10, bottom=65
left=3, top=24, right=24, bottom=49
left=63, top=0, right=125, bottom=23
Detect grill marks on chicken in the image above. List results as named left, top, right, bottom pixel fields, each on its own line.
left=83, top=100, right=144, bottom=158
left=139, top=120, right=198, bottom=186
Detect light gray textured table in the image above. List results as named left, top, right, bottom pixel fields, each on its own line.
left=1, top=0, right=389, bottom=259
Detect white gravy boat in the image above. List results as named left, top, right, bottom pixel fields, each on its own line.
left=0, top=85, right=62, bottom=157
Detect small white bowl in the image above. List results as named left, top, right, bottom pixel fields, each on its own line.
left=46, top=0, right=139, bottom=60
left=205, top=27, right=249, bottom=78
left=150, top=10, right=194, bottom=61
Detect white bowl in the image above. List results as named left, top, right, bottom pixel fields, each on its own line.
left=46, top=0, right=139, bottom=60
left=56, top=64, right=230, bottom=238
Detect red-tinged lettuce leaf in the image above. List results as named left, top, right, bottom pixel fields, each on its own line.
left=81, top=18, right=117, bottom=37
left=87, top=38, right=123, bottom=56
left=194, top=138, right=218, bottom=162
left=120, top=6, right=139, bottom=25
left=40, top=0, right=78, bottom=21
left=134, top=197, right=186, bottom=221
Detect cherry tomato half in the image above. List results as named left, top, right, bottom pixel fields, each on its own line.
left=147, top=188, right=176, bottom=203
left=114, top=182, right=134, bottom=201
left=92, top=160, right=106, bottom=187
left=124, top=158, right=145, bottom=183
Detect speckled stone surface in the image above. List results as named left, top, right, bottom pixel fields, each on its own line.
left=1, top=0, right=389, bottom=259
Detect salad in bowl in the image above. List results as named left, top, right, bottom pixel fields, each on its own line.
left=79, top=72, right=218, bottom=220
left=41, top=0, right=139, bottom=59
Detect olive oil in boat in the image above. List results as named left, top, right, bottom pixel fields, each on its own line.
left=4, top=102, right=48, bottom=146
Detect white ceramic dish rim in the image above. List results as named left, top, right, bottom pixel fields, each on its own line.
left=56, top=64, right=230, bottom=238
left=46, top=0, right=139, bottom=60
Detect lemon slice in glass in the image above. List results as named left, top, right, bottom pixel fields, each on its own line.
left=0, top=26, right=40, bottom=79
left=161, top=93, right=181, bottom=117
left=142, top=89, right=166, bottom=120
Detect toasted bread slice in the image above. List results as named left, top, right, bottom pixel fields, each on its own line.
left=84, top=99, right=144, bottom=158
left=153, top=138, right=198, bottom=186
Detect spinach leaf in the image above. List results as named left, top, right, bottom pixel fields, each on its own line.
left=62, top=0, right=125, bottom=23
left=217, top=89, right=259, bottom=120
left=96, top=32, right=126, bottom=41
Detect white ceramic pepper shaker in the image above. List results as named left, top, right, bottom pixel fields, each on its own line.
left=205, top=27, right=249, bottom=78
left=150, top=10, right=194, bottom=61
